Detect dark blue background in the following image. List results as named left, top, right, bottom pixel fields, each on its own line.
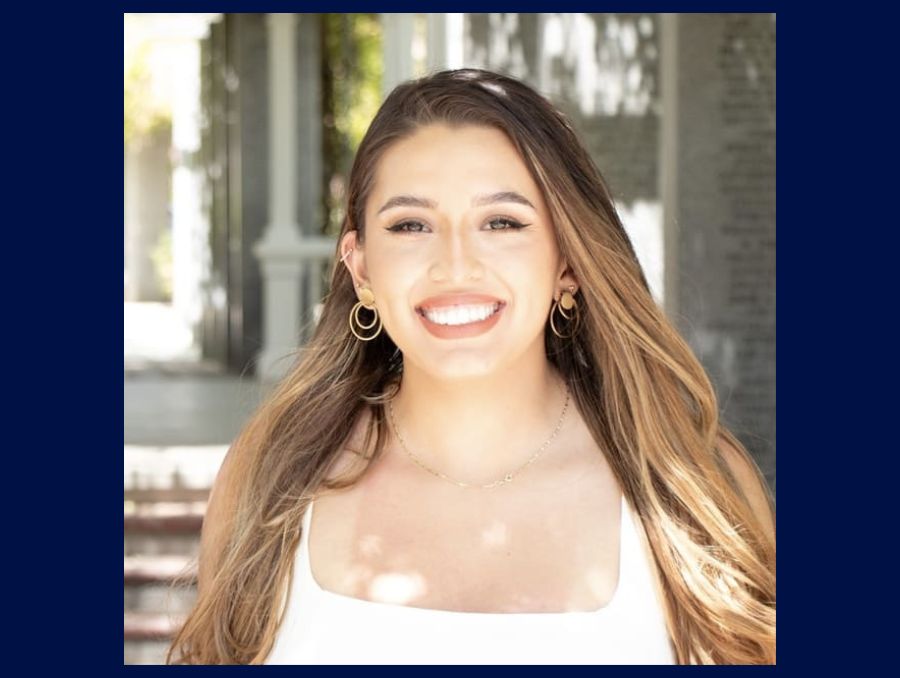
left=6, top=4, right=875, bottom=672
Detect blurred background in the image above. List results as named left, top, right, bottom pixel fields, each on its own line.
left=123, top=13, right=775, bottom=664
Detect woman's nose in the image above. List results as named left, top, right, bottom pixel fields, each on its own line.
left=428, top=229, right=484, bottom=282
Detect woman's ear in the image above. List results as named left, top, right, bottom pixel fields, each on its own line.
left=340, top=230, right=369, bottom=290
left=556, top=258, right=578, bottom=295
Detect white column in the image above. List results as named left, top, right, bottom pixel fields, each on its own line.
left=659, top=13, right=679, bottom=320
left=381, top=13, right=416, bottom=98
left=297, top=14, right=323, bottom=235
left=426, top=13, right=464, bottom=72
left=253, top=13, right=306, bottom=383
left=170, top=34, right=204, bottom=357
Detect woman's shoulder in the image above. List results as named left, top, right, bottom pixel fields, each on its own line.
left=320, top=404, right=380, bottom=487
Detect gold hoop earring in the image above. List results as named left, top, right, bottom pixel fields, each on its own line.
left=349, top=286, right=383, bottom=341
left=549, top=286, right=579, bottom=339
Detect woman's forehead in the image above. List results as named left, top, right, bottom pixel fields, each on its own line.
left=379, top=123, right=519, bottom=167
left=369, top=124, right=544, bottom=209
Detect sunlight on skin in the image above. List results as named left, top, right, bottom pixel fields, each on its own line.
left=585, top=566, right=616, bottom=604
left=480, top=520, right=509, bottom=548
left=334, top=541, right=617, bottom=612
left=585, top=568, right=607, bottom=597
left=358, top=534, right=383, bottom=558
left=367, top=571, right=429, bottom=605
left=333, top=565, right=370, bottom=595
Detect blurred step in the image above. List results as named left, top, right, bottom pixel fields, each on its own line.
left=124, top=611, right=184, bottom=641
left=124, top=512, right=204, bottom=534
left=124, top=611, right=184, bottom=665
left=124, top=445, right=229, bottom=491
left=124, top=639, right=172, bottom=665
left=125, top=555, right=198, bottom=615
left=125, top=554, right=197, bottom=584
left=125, top=582, right=197, bottom=616
left=124, top=505, right=204, bottom=557
left=125, top=534, right=200, bottom=557
left=126, top=487, right=210, bottom=503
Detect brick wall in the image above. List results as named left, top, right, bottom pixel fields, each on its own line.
left=675, top=13, right=776, bottom=491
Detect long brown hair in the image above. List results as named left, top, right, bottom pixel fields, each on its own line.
left=167, top=67, right=775, bottom=665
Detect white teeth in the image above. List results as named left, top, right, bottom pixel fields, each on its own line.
left=423, top=303, right=500, bottom=326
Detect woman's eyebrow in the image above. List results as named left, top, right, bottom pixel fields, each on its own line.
left=376, top=191, right=536, bottom=215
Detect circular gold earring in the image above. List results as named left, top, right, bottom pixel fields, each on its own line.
left=550, top=285, right=580, bottom=339
left=349, top=285, right=383, bottom=341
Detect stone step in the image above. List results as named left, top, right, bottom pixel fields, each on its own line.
left=124, top=639, right=172, bottom=666
left=125, top=533, right=200, bottom=557
left=124, top=611, right=184, bottom=642
left=124, top=512, right=204, bottom=534
left=124, top=506, right=204, bottom=557
left=124, top=555, right=198, bottom=615
left=124, top=554, right=197, bottom=584
left=125, top=487, right=210, bottom=503
left=124, top=500, right=208, bottom=520
left=122, top=443, right=228, bottom=664
left=124, top=445, right=228, bottom=491
left=124, top=612, right=183, bottom=664
left=125, top=581, right=197, bottom=615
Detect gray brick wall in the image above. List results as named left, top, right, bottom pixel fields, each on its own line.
left=675, top=13, right=776, bottom=492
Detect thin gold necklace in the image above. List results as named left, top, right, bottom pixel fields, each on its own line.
left=386, top=384, right=571, bottom=489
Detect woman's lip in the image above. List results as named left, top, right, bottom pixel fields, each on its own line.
left=417, top=302, right=505, bottom=339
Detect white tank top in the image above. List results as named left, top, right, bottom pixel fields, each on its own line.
left=266, top=493, right=677, bottom=665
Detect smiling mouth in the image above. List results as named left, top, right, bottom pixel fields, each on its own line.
left=416, top=301, right=505, bottom=326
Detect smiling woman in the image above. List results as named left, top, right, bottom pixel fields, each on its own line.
left=167, top=68, right=776, bottom=665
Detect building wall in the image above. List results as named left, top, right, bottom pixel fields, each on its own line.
left=674, top=13, right=776, bottom=491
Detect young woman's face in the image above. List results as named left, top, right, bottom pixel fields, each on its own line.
left=344, top=123, right=574, bottom=381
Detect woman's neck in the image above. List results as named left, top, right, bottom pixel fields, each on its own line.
left=386, top=359, right=572, bottom=486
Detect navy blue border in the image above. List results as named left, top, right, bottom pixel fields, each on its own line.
left=8, top=5, right=869, bottom=671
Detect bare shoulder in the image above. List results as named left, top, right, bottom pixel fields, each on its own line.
left=199, top=408, right=376, bottom=593
left=320, top=405, right=379, bottom=486
left=717, top=432, right=776, bottom=543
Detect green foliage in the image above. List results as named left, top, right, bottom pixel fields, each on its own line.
left=150, top=227, right=173, bottom=301
left=124, top=43, right=172, bottom=146
left=323, top=13, right=382, bottom=151
left=321, top=13, right=383, bottom=236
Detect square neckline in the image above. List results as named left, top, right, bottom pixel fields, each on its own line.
left=298, top=492, right=631, bottom=618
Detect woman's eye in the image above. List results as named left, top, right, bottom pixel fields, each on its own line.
left=386, top=220, right=428, bottom=233
left=385, top=217, right=530, bottom=234
left=486, top=217, right=529, bottom=231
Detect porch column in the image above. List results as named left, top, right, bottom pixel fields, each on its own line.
left=381, top=13, right=416, bottom=98
left=426, top=13, right=464, bottom=72
left=253, top=13, right=305, bottom=383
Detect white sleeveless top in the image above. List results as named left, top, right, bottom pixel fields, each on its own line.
left=266, top=493, right=677, bottom=665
